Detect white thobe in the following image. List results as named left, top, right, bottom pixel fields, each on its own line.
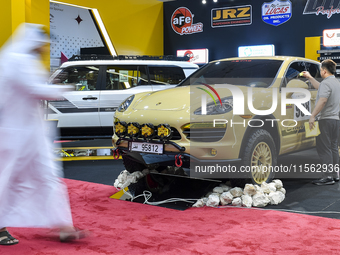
left=0, top=24, right=73, bottom=228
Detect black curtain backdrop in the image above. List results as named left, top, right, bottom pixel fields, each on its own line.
left=163, top=0, right=340, bottom=62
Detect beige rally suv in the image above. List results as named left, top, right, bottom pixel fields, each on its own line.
left=112, top=56, right=321, bottom=184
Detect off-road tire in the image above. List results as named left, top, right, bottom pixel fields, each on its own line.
left=242, top=129, right=276, bottom=185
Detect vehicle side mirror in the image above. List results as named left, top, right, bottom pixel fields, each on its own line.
left=286, top=79, right=309, bottom=89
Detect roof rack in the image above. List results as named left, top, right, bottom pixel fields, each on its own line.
left=68, top=54, right=190, bottom=62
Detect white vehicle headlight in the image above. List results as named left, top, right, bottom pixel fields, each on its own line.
left=118, top=95, right=135, bottom=112
left=194, top=96, right=233, bottom=115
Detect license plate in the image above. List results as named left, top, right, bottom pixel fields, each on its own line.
left=130, top=142, right=163, bottom=154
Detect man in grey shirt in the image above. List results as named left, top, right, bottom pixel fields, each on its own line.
left=303, top=59, right=340, bottom=185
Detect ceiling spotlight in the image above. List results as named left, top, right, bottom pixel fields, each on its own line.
left=202, top=0, right=206, bottom=3
left=213, top=0, right=218, bottom=2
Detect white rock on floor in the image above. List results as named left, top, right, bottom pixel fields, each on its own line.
left=277, top=187, right=286, bottom=195
left=243, top=184, right=257, bottom=196
left=192, top=199, right=205, bottom=208
left=252, top=192, right=270, bottom=207
left=220, top=191, right=233, bottom=205
left=113, top=170, right=287, bottom=208
left=272, top=179, right=283, bottom=189
left=113, top=179, right=120, bottom=188
left=113, top=170, right=146, bottom=189
left=117, top=170, right=129, bottom=183
left=213, top=186, right=224, bottom=194
left=206, top=194, right=220, bottom=207
left=268, top=182, right=277, bottom=192
left=232, top=197, right=242, bottom=206
left=261, top=182, right=276, bottom=194
left=268, top=191, right=285, bottom=205
left=241, top=194, right=253, bottom=208
left=220, top=184, right=232, bottom=192
left=230, top=187, right=243, bottom=197
left=114, top=170, right=128, bottom=189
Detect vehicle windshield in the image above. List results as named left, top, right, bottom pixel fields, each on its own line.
left=179, top=59, right=284, bottom=88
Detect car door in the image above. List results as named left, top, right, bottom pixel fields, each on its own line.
left=280, top=61, right=320, bottom=154
left=48, top=65, right=102, bottom=135
left=99, top=65, right=153, bottom=135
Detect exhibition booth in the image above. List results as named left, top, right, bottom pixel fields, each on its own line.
left=2, top=0, right=340, bottom=254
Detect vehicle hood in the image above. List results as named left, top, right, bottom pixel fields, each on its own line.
left=132, top=84, right=257, bottom=113
left=133, top=86, right=191, bottom=111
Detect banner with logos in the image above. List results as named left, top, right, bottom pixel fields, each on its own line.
left=211, top=5, right=252, bottom=28
left=262, top=0, right=292, bottom=26
left=238, top=45, right=275, bottom=57
left=50, top=2, right=104, bottom=67
left=177, top=49, right=209, bottom=64
left=303, top=0, right=340, bottom=19
left=171, top=7, right=203, bottom=35
left=323, top=29, right=340, bottom=47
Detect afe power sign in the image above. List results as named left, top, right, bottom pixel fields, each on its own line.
left=171, top=7, right=203, bottom=35
left=262, top=0, right=292, bottom=26
left=211, top=5, right=252, bottom=28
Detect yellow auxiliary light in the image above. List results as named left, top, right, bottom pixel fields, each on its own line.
left=114, top=121, right=127, bottom=138
left=211, top=149, right=217, bottom=156
left=141, top=123, right=155, bottom=139
left=127, top=122, right=140, bottom=138
left=182, top=123, right=191, bottom=130
left=157, top=124, right=172, bottom=140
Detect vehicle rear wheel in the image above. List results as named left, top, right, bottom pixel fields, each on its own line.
left=242, top=129, right=276, bottom=185
left=122, top=155, right=146, bottom=173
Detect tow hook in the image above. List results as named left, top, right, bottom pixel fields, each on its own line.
left=175, top=154, right=183, bottom=167
left=113, top=148, right=120, bottom=160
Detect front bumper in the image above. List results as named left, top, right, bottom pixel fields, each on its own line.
left=114, top=137, right=242, bottom=168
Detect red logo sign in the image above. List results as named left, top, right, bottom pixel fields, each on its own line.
left=184, top=50, right=194, bottom=60
left=171, top=7, right=203, bottom=35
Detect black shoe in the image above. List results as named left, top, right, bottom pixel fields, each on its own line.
left=334, top=177, right=340, bottom=182
left=312, top=177, right=335, bottom=185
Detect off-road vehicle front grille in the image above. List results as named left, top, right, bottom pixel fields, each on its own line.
left=182, top=127, right=227, bottom=142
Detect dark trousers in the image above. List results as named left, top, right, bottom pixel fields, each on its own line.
left=316, top=119, right=340, bottom=178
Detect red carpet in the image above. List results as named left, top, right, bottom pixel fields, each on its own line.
left=2, top=178, right=340, bottom=254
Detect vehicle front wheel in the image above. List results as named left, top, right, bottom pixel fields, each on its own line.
left=241, top=129, right=277, bottom=185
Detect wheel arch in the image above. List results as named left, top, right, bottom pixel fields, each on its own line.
left=238, top=114, right=281, bottom=159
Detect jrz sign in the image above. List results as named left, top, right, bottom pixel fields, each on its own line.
left=211, top=5, right=252, bottom=28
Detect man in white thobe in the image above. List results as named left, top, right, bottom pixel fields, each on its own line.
left=0, top=23, right=88, bottom=245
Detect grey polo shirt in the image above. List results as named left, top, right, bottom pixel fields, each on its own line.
left=316, top=75, right=340, bottom=120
